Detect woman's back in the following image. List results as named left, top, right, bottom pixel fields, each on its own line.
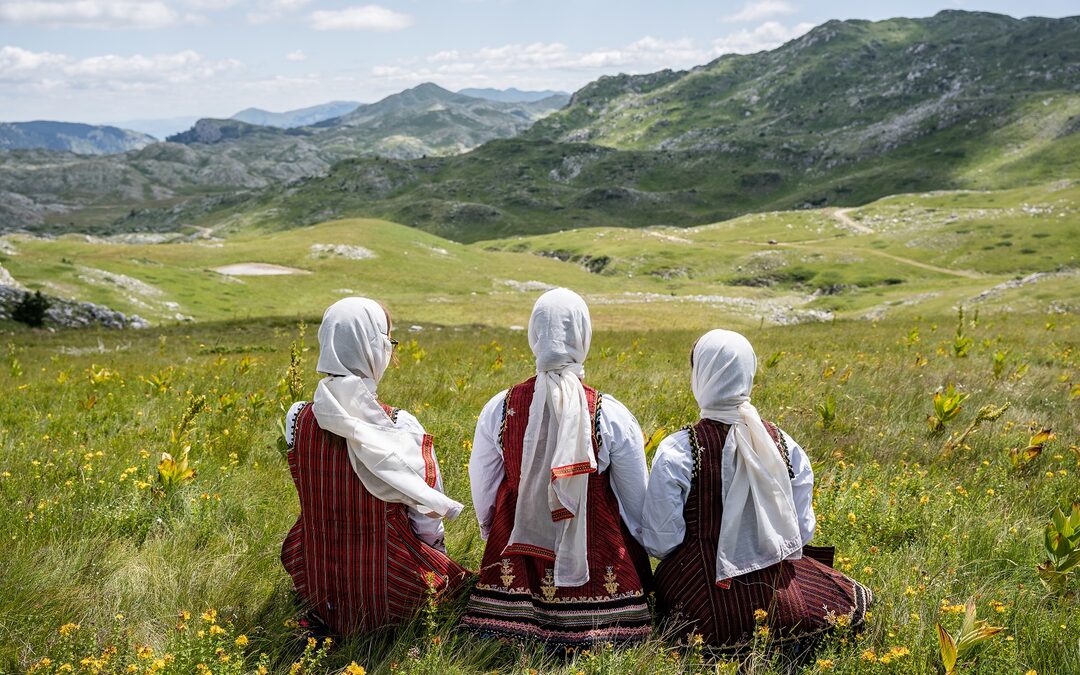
left=282, top=402, right=469, bottom=635
left=653, top=418, right=872, bottom=647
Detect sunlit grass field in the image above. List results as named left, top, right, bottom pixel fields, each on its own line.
left=0, top=308, right=1076, bottom=674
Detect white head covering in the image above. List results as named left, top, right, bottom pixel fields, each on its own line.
left=692, top=329, right=802, bottom=584
left=504, top=288, right=595, bottom=587
left=311, top=297, right=463, bottom=520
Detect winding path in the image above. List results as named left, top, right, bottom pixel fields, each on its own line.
left=831, top=208, right=875, bottom=234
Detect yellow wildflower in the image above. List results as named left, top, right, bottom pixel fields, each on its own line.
left=58, top=622, right=80, bottom=636
left=345, top=663, right=367, bottom=675
left=136, top=645, right=153, bottom=659
left=940, top=599, right=965, bottom=614
left=753, top=608, right=768, bottom=623
left=209, top=624, right=226, bottom=636
left=816, top=659, right=834, bottom=671
left=861, top=649, right=877, bottom=662
left=235, top=634, right=249, bottom=647
left=201, top=608, right=217, bottom=623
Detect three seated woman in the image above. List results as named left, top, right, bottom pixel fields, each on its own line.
left=280, top=289, right=872, bottom=650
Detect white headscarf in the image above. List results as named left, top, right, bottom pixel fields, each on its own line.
left=692, top=329, right=802, bottom=584
left=504, top=288, right=595, bottom=587
left=311, top=297, right=463, bottom=520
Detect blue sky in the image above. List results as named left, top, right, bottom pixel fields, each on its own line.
left=0, top=0, right=1076, bottom=126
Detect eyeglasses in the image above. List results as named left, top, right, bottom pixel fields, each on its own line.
left=383, top=332, right=399, bottom=348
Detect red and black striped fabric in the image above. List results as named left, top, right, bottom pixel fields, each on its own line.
left=281, top=402, right=470, bottom=635
left=461, top=377, right=653, bottom=646
left=654, top=418, right=872, bottom=648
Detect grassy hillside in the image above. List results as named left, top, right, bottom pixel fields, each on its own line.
left=129, top=11, right=1080, bottom=242
left=2, top=181, right=1074, bottom=331
left=0, top=310, right=1075, bottom=673
left=527, top=12, right=1080, bottom=153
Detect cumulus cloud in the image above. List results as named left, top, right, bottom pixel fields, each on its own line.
left=308, top=4, right=412, bottom=31
left=371, top=26, right=812, bottom=88
left=712, top=21, right=814, bottom=54
left=0, top=0, right=189, bottom=29
left=724, top=1, right=797, bottom=23
left=0, top=45, right=67, bottom=81
left=0, top=45, right=240, bottom=88
left=285, top=49, right=305, bottom=61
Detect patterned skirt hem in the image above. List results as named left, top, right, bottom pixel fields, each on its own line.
left=460, top=615, right=652, bottom=646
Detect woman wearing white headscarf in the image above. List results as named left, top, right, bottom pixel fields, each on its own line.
left=641, top=329, right=872, bottom=648
left=281, top=297, right=470, bottom=636
left=461, top=288, right=653, bottom=647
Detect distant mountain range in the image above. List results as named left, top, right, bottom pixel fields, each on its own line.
left=231, top=101, right=360, bottom=128
left=0, top=121, right=155, bottom=155
left=114, top=116, right=201, bottom=141
left=459, top=88, right=570, bottom=103
left=179, top=10, right=1079, bottom=242
left=2, top=12, right=1077, bottom=239
left=165, top=83, right=568, bottom=156
left=0, top=84, right=569, bottom=232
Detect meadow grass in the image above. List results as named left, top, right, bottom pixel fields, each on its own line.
left=2, top=182, right=1076, bottom=332
left=0, top=308, right=1076, bottom=674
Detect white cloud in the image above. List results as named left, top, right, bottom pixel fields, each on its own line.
left=308, top=4, right=412, bottom=32
left=0, top=0, right=187, bottom=29
left=0, top=45, right=240, bottom=88
left=285, top=49, right=305, bottom=62
left=724, top=1, right=797, bottom=23
left=372, top=26, right=811, bottom=90
left=0, top=45, right=67, bottom=81
left=712, top=21, right=814, bottom=54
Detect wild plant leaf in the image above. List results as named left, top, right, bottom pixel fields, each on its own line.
left=937, top=623, right=958, bottom=674
left=644, top=427, right=667, bottom=457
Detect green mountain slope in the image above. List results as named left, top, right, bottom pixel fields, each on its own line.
left=0, top=85, right=567, bottom=234
left=176, top=10, right=1079, bottom=242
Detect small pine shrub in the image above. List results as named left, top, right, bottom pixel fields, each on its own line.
left=12, top=289, right=50, bottom=328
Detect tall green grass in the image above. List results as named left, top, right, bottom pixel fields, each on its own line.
left=0, top=310, right=1076, bottom=673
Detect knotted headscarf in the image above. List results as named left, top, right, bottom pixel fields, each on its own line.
left=312, top=297, right=462, bottom=520
left=504, top=288, right=595, bottom=586
left=692, top=329, right=802, bottom=585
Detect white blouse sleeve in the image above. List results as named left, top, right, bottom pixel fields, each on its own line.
left=595, top=394, right=649, bottom=544
left=284, top=401, right=307, bottom=448
left=782, top=429, right=817, bottom=546
left=396, top=409, right=448, bottom=552
left=641, top=430, right=694, bottom=559
left=469, top=390, right=508, bottom=541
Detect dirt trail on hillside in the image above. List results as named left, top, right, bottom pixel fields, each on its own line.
left=737, top=238, right=985, bottom=280
left=831, top=208, right=875, bottom=234
left=861, top=249, right=984, bottom=279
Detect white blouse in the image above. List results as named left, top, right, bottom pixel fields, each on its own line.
left=641, top=426, right=816, bottom=560
left=285, top=401, right=447, bottom=553
left=469, top=389, right=649, bottom=545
